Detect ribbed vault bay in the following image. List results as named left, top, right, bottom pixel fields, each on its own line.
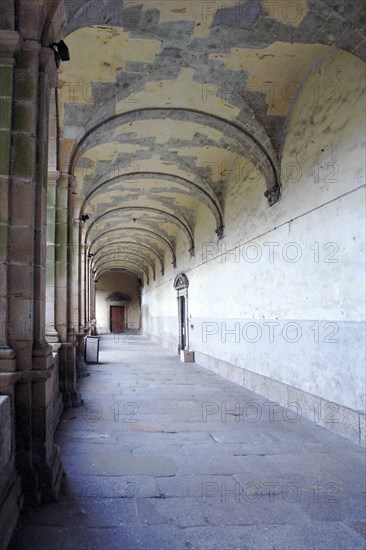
left=56, top=0, right=365, bottom=282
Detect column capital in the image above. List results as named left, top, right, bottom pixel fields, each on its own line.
left=48, top=169, right=60, bottom=185
left=20, top=38, right=42, bottom=53
left=32, top=341, right=54, bottom=370
left=57, top=172, right=70, bottom=189
left=0, top=346, right=17, bottom=372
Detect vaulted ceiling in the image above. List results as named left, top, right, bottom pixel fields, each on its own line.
left=57, top=0, right=366, bottom=284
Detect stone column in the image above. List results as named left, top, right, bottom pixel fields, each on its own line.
left=90, top=272, right=96, bottom=327
left=32, top=46, right=55, bottom=368
left=55, top=173, right=69, bottom=344
left=68, top=194, right=86, bottom=375
left=6, top=39, right=63, bottom=503
left=45, top=87, right=60, bottom=346
left=80, top=228, right=86, bottom=331
left=88, top=257, right=97, bottom=333
left=0, top=30, right=19, bottom=372
left=8, top=38, right=41, bottom=503
left=0, top=29, right=23, bottom=546
left=86, top=254, right=90, bottom=329
left=55, top=173, right=80, bottom=407
left=31, top=46, right=63, bottom=502
left=45, top=169, right=60, bottom=344
left=68, top=190, right=81, bottom=333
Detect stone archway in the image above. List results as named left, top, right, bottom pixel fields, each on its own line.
left=173, top=274, right=189, bottom=353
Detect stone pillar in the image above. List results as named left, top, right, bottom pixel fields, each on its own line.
left=88, top=258, right=97, bottom=333
left=31, top=46, right=63, bottom=502
left=68, top=190, right=80, bottom=331
left=55, top=173, right=80, bottom=407
left=80, top=231, right=86, bottom=331
left=32, top=46, right=55, bottom=365
left=69, top=194, right=87, bottom=375
left=45, top=169, right=60, bottom=344
left=86, top=254, right=90, bottom=329
left=0, top=29, right=23, bottom=548
left=0, top=30, right=19, bottom=371
left=8, top=38, right=41, bottom=503
left=55, top=173, right=69, bottom=344
left=90, top=273, right=96, bottom=322
left=45, top=87, right=60, bottom=346
left=6, top=38, right=63, bottom=504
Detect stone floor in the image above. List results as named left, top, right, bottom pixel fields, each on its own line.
left=9, top=335, right=366, bottom=550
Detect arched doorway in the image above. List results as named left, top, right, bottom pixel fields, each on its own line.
left=173, top=273, right=189, bottom=353
left=106, top=292, right=131, bottom=334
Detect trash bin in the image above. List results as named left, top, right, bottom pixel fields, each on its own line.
left=84, top=336, right=99, bottom=363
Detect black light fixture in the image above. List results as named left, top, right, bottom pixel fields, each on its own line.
left=56, top=40, right=70, bottom=61
left=52, top=40, right=70, bottom=67
left=81, top=214, right=89, bottom=222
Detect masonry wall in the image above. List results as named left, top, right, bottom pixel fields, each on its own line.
left=0, top=396, right=22, bottom=550
left=142, top=50, right=366, bottom=445
left=95, top=272, right=141, bottom=333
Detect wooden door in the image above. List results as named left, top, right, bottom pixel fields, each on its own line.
left=110, top=306, right=125, bottom=333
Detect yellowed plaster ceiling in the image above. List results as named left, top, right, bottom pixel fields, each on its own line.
left=209, top=42, right=331, bottom=116
left=57, top=0, right=364, bottom=281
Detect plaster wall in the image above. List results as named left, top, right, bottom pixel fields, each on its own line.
left=142, top=50, right=366, bottom=439
left=95, top=271, right=141, bottom=333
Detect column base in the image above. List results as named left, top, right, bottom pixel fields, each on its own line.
left=59, top=342, right=81, bottom=407
left=62, top=390, right=81, bottom=408
left=0, top=347, right=17, bottom=372
left=0, top=394, right=23, bottom=550
left=76, top=332, right=87, bottom=378
left=38, top=445, right=64, bottom=502
left=20, top=446, right=64, bottom=505
left=32, top=342, right=54, bottom=370
left=45, top=332, right=60, bottom=344
left=0, top=474, right=22, bottom=550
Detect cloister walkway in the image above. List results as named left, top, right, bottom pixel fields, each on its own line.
left=10, top=336, right=366, bottom=550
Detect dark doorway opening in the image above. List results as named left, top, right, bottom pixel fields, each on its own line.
left=110, top=306, right=125, bottom=333
left=178, top=295, right=186, bottom=351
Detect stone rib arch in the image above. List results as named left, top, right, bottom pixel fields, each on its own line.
left=88, top=227, right=176, bottom=268
left=80, top=171, right=225, bottom=238
left=62, top=5, right=366, bottom=65
left=95, top=267, right=142, bottom=283
left=95, top=259, right=150, bottom=285
left=69, top=108, right=281, bottom=204
left=91, top=240, right=164, bottom=275
left=93, top=249, right=156, bottom=281
left=85, top=206, right=195, bottom=256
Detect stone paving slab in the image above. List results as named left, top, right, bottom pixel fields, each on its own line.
left=9, top=335, right=366, bottom=550
left=62, top=475, right=161, bottom=498
left=63, top=453, right=176, bottom=477
left=156, top=475, right=237, bottom=498
left=183, top=522, right=366, bottom=550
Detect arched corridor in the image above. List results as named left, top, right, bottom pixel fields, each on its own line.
left=0, top=0, right=365, bottom=547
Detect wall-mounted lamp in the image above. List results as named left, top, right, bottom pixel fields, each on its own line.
left=52, top=40, right=70, bottom=67
left=81, top=214, right=89, bottom=222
